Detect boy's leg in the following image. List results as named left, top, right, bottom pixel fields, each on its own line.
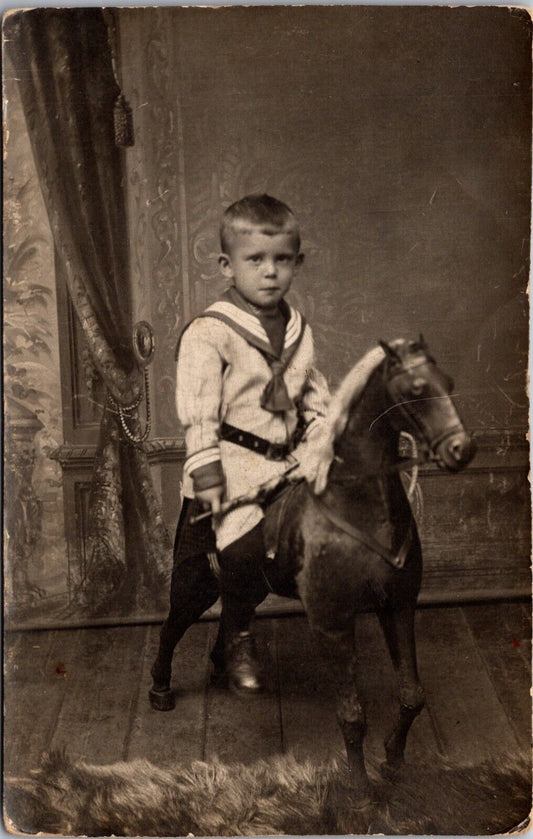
left=150, top=498, right=219, bottom=711
left=151, top=553, right=219, bottom=681
left=218, top=522, right=269, bottom=695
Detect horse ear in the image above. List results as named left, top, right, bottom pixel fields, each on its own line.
left=418, top=332, right=428, bottom=350
left=379, top=339, right=402, bottom=363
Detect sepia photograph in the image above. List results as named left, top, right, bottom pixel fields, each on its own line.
left=3, top=5, right=531, bottom=835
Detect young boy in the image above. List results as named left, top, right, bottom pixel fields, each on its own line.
left=149, top=194, right=330, bottom=710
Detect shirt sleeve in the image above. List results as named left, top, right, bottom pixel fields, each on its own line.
left=299, top=327, right=330, bottom=435
left=176, top=319, right=225, bottom=492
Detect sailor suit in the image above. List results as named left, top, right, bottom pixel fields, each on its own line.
left=177, top=288, right=330, bottom=551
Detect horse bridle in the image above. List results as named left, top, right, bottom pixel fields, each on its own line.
left=384, top=358, right=463, bottom=464
left=310, top=354, right=462, bottom=571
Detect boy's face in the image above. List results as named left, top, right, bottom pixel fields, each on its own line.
left=219, top=226, right=303, bottom=309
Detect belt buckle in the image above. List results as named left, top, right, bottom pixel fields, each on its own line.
left=266, top=442, right=287, bottom=461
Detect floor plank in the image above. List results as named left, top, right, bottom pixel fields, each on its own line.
left=277, top=615, right=344, bottom=763
left=4, top=629, right=81, bottom=776
left=354, top=612, right=443, bottom=764
left=127, top=621, right=210, bottom=767
left=415, top=607, right=521, bottom=762
left=462, top=602, right=531, bottom=752
left=204, top=619, right=282, bottom=764
left=4, top=602, right=530, bottom=781
left=47, top=626, right=146, bottom=764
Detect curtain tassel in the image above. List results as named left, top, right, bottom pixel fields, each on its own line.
left=104, top=9, right=135, bottom=147
left=113, top=92, right=134, bottom=147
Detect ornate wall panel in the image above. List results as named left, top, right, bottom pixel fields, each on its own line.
left=121, top=10, right=184, bottom=443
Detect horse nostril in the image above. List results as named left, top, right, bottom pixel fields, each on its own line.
left=449, top=440, right=462, bottom=460
left=448, top=435, right=476, bottom=464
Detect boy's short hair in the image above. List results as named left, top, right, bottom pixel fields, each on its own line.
left=220, top=194, right=301, bottom=253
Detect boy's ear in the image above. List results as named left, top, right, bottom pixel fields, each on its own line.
left=218, top=253, right=233, bottom=278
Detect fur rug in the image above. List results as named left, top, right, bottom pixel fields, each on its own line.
left=4, top=750, right=531, bottom=836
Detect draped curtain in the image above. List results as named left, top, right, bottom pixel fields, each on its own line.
left=5, top=8, right=172, bottom=616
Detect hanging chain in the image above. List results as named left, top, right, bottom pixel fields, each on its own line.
left=107, top=367, right=151, bottom=445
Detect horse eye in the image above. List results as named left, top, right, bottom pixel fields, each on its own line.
left=411, top=377, right=426, bottom=396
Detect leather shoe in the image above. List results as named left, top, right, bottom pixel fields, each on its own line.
left=225, top=631, right=264, bottom=695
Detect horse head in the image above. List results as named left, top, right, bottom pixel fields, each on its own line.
left=378, top=337, right=476, bottom=472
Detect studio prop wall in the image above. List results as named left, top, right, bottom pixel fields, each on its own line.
left=8, top=7, right=530, bottom=626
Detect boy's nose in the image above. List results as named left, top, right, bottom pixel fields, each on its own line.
left=264, top=261, right=277, bottom=276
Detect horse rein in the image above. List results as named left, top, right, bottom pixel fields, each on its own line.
left=309, top=488, right=413, bottom=570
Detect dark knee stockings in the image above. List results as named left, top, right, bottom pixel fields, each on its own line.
left=218, top=522, right=269, bottom=638
left=153, top=521, right=268, bottom=686
left=153, top=553, right=219, bottom=684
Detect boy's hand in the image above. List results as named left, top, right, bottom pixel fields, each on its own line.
left=291, top=423, right=335, bottom=495
left=195, top=485, right=224, bottom=515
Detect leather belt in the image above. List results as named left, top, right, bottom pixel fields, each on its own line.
left=220, top=422, right=294, bottom=461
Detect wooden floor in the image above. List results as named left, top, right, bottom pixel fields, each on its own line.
left=4, top=602, right=531, bottom=779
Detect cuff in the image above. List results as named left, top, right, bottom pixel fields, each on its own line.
left=184, top=446, right=224, bottom=491
left=184, top=446, right=220, bottom=477
left=190, top=460, right=224, bottom=493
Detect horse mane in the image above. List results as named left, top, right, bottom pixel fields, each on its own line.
left=325, top=344, right=387, bottom=441
left=305, top=342, right=402, bottom=494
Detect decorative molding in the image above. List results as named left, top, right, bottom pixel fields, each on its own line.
left=50, top=428, right=527, bottom=472
left=145, top=436, right=186, bottom=462
left=49, top=444, right=97, bottom=469
left=50, top=437, right=186, bottom=468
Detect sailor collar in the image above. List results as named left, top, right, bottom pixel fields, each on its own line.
left=201, top=288, right=306, bottom=361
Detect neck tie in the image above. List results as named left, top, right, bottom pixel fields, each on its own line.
left=260, top=358, right=294, bottom=413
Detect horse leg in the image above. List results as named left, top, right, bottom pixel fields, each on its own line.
left=319, top=631, right=373, bottom=807
left=338, top=652, right=373, bottom=805
left=377, top=605, right=425, bottom=776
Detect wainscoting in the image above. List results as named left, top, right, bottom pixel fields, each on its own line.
left=47, top=426, right=530, bottom=628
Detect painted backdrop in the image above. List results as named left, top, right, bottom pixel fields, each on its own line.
left=5, top=7, right=530, bottom=626
left=120, top=6, right=530, bottom=599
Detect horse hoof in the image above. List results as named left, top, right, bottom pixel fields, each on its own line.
left=148, top=687, right=175, bottom=711
left=380, top=759, right=402, bottom=780
left=325, top=781, right=375, bottom=834
left=350, top=795, right=374, bottom=811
